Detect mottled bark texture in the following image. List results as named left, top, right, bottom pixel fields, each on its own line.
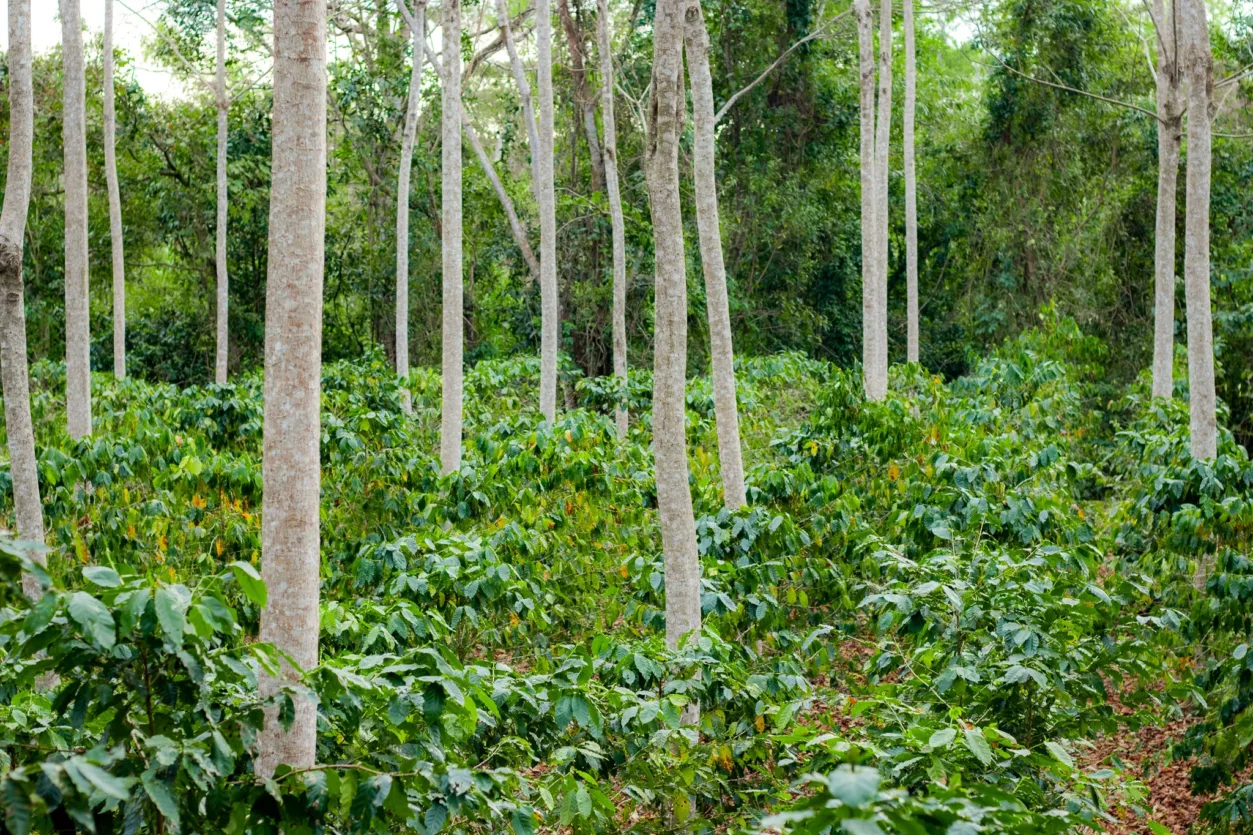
left=867, top=0, right=891, bottom=400
left=215, top=0, right=230, bottom=384
left=396, top=0, right=426, bottom=412
left=647, top=0, right=702, bottom=674
left=61, top=0, right=91, bottom=439
left=256, top=0, right=327, bottom=779
left=105, top=0, right=126, bottom=379
left=855, top=0, right=880, bottom=400
left=684, top=0, right=747, bottom=510
left=2, top=0, right=47, bottom=599
left=903, top=0, right=918, bottom=364
left=538, top=0, right=560, bottom=422
left=1151, top=0, right=1182, bottom=400
left=1182, top=0, right=1215, bottom=460
left=558, top=0, right=605, bottom=192
left=598, top=0, right=629, bottom=439
left=441, top=0, right=465, bottom=472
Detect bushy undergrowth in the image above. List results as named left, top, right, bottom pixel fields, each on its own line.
left=2, top=312, right=1252, bottom=833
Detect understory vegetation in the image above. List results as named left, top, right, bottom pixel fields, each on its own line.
left=3, top=312, right=1253, bottom=832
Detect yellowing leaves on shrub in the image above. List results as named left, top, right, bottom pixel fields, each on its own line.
left=191, top=494, right=207, bottom=509
left=888, top=463, right=900, bottom=481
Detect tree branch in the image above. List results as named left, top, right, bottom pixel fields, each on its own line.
left=980, top=47, right=1163, bottom=124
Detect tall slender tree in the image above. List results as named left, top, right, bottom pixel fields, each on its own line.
left=903, top=0, right=918, bottom=364
left=105, top=0, right=126, bottom=378
left=498, top=0, right=542, bottom=201
left=1151, top=0, right=1183, bottom=400
left=256, top=0, right=327, bottom=778
left=867, top=0, right=891, bottom=400
left=395, top=0, right=427, bottom=413
left=597, top=0, right=629, bottom=439
left=684, top=0, right=747, bottom=509
left=648, top=0, right=702, bottom=693
left=558, top=0, right=605, bottom=192
left=441, top=0, right=465, bottom=472
left=1, top=0, right=47, bottom=600
left=1181, top=0, right=1215, bottom=459
left=855, top=0, right=880, bottom=400
left=61, top=0, right=91, bottom=439
left=214, top=0, right=230, bottom=384
left=537, top=0, right=560, bottom=422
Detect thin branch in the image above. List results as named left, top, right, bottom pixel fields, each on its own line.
left=116, top=0, right=214, bottom=94
left=979, top=48, right=1162, bottom=124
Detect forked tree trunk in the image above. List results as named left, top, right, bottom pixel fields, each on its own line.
left=396, top=0, right=426, bottom=413
left=647, top=0, right=702, bottom=692
left=105, top=0, right=126, bottom=379
left=597, top=0, right=629, bottom=438
left=855, top=0, right=880, bottom=399
left=256, top=0, right=327, bottom=779
left=867, top=0, right=891, bottom=400
left=684, top=0, right=747, bottom=510
left=61, top=0, right=91, bottom=439
left=1151, top=0, right=1182, bottom=400
left=1182, top=0, right=1216, bottom=460
left=538, top=0, right=560, bottom=422
left=215, top=0, right=230, bottom=384
left=903, top=0, right=918, bottom=364
left=441, top=0, right=465, bottom=471
left=1, top=0, right=47, bottom=599
left=498, top=0, right=543, bottom=202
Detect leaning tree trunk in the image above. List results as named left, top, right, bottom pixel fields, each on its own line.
left=867, top=0, right=891, bottom=400
left=462, top=114, right=540, bottom=282
left=684, top=0, right=747, bottom=510
left=441, top=0, right=464, bottom=472
left=855, top=0, right=880, bottom=400
left=1, top=0, right=47, bottom=599
left=597, top=0, right=629, bottom=439
left=105, top=0, right=125, bottom=379
left=498, top=0, right=543, bottom=202
left=1151, top=0, right=1182, bottom=400
left=61, top=0, right=91, bottom=439
left=396, top=0, right=426, bottom=413
left=1182, top=0, right=1216, bottom=460
left=215, top=0, right=230, bottom=384
left=256, top=0, right=327, bottom=780
left=903, top=0, right=918, bottom=364
left=537, top=0, right=560, bottom=422
left=647, top=0, right=702, bottom=694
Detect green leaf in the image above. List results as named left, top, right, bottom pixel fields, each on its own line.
left=77, top=762, right=132, bottom=801
left=1147, top=822, right=1172, bottom=835
left=928, top=728, right=957, bottom=749
left=963, top=727, right=993, bottom=766
left=68, top=592, right=116, bottom=649
left=142, top=771, right=180, bottom=827
left=826, top=766, right=879, bottom=808
left=575, top=784, right=592, bottom=818
left=1043, top=740, right=1074, bottom=769
left=155, top=586, right=188, bottom=646
left=511, top=807, right=537, bottom=835
left=229, top=561, right=267, bottom=607
left=83, top=566, right=122, bottom=588
left=842, top=821, right=885, bottom=835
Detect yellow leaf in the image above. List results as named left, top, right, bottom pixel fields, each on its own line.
left=216, top=538, right=224, bottom=556
left=754, top=715, right=765, bottom=733
left=620, top=564, right=629, bottom=579
left=127, top=524, right=136, bottom=539
left=888, top=463, right=900, bottom=481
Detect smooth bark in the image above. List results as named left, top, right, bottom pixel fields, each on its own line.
left=215, top=0, right=230, bottom=384
left=441, top=0, right=465, bottom=472
left=256, top=0, right=327, bottom=779
left=855, top=0, right=880, bottom=400
left=497, top=0, right=543, bottom=202
left=903, top=0, right=918, bottom=364
left=1182, top=0, right=1216, bottom=459
left=1151, top=0, right=1182, bottom=400
left=538, top=0, right=560, bottom=421
left=1, top=0, right=47, bottom=599
left=647, top=0, right=702, bottom=676
left=684, top=0, right=747, bottom=510
left=61, top=0, right=91, bottom=439
left=867, top=0, right=891, bottom=400
left=396, top=0, right=426, bottom=411
left=105, top=0, right=126, bottom=378
left=597, top=0, right=629, bottom=438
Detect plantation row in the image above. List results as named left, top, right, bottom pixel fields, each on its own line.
left=3, top=314, right=1253, bottom=832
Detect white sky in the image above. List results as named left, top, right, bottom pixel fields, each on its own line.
left=1, top=2, right=188, bottom=99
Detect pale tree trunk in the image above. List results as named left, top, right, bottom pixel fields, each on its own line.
left=538, top=0, right=560, bottom=422
left=684, top=0, right=746, bottom=510
left=1151, top=0, right=1182, bottom=400
left=215, top=0, right=230, bottom=385
left=903, top=0, right=918, bottom=364
left=104, top=0, right=125, bottom=379
left=498, top=0, right=543, bottom=202
left=558, top=0, right=605, bottom=192
left=256, top=0, right=327, bottom=779
left=647, top=0, right=702, bottom=699
left=867, top=0, right=891, bottom=400
left=61, top=0, right=91, bottom=439
left=1182, top=0, right=1216, bottom=460
left=441, top=0, right=465, bottom=472
left=462, top=113, right=541, bottom=281
left=855, top=0, right=880, bottom=399
left=1, top=0, right=47, bottom=599
left=396, top=0, right=426, bottom=413
left=597, top=0, right=628, bottom=439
